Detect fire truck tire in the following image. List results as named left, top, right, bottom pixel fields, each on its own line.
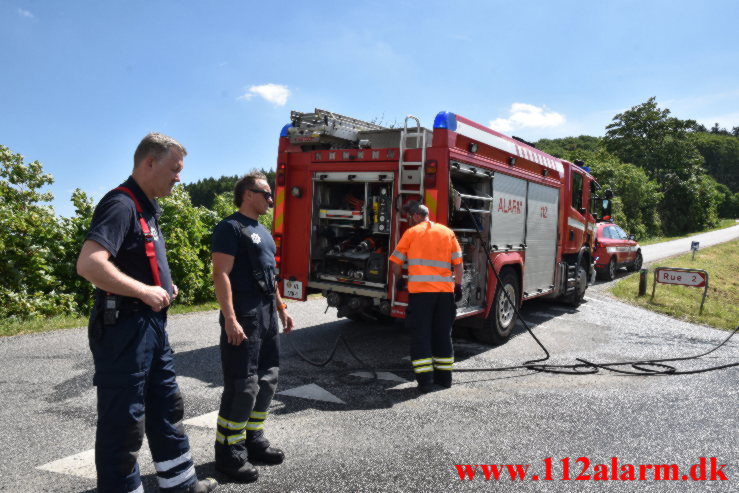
left=474, top=269, right=519, bottom=345
left=628, top=251, right=643, bottom=272
left=563, top=263, right=588, bottom=306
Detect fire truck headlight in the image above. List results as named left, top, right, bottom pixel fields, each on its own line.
left=291, top=186, right=302, bottom=198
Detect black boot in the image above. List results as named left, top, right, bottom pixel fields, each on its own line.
left=215, top=441, right=258, bottom=483
left=433, top=371, right=452, bottom=389
left=248, top=446, right=285, bottom=465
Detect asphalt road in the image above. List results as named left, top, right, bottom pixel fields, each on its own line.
left=641, top=223, right=739, bottom=263
left=1, top=227, right=737, bottom=492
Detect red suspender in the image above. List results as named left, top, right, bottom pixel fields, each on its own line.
left=114, top=186, right=163, bottom=287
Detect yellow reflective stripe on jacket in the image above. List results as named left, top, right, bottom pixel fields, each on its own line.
left=408, top=259, right=453, bottom=269
left=391, top=221, right=463, bottom=293
left=408, top=274, right=454, bottom=283
left=390, top=250, right=407, bottom=262
left=217, top=415, right=247, bottom=430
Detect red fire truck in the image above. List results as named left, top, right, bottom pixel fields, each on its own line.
left=272, top=109, right=603, bottom=344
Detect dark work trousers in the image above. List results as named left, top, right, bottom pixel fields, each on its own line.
left=216, top=293, right=280, bottom=457
left=406, top=292, right=456, bottom=387
left=88, top=308, right=195, bottom=493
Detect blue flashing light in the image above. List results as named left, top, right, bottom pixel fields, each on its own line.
left=581, top=166, right=591, bottom=173
left=433, top=111, right=457, bottom=131
left=280, top=123, right=293, bottom=137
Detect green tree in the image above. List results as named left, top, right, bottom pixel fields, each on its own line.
left=603, top=97, right=719, bottom=234
left=54, top=189, right=96, bottom=312
left=535, top=135, right=603, bottom=158
left=0, top=146, right=76, bottom=318
left=184, top=175, right=239, bottom=208
left=689, top=132, right=739, bottom=193
left=159, top=185, right=214, bottom=304
left=184, top=170, right=276, bottom=208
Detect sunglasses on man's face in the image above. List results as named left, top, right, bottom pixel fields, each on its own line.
left=249, top=189, right=273, bottom=201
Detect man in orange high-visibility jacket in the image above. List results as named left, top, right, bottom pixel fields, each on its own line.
left=389, top=201, right=463, bottom=393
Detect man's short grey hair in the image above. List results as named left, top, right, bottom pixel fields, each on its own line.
left=133, top=133, right=187, bottom=168
left=402, top=201, right=429, bottom=217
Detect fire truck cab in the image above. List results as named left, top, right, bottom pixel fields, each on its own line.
left=273, top=109, right=602, bottom=344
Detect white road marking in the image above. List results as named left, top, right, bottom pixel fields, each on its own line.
left=37, top=448, right=97, bottom=479
left=38, top=383, right=346, bottom=481
left=183, top=410, right=218, bottom=428
left=37, top=439, right=155, bottom=481
left=349, top=371, right=409, bottom=383
left=277, top=383, right=346, bottom=404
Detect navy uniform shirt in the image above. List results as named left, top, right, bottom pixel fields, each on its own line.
left=86, top=176, right=174, bottom=298
left=212, top=212, right=276, bottom=300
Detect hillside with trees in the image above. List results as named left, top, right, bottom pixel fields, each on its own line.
left=536, top=97, right=738, bottom=236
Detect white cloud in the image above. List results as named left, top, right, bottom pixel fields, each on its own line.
left=17, top=8, right=34, bottom=18
left=238, top=83, right=290, bottom=106
left=489, top=103, right=566, bottom=133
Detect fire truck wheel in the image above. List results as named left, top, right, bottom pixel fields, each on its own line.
left=474, top=269, right=519, bottom=345
left=563, top=263, right=588, bottom=306
left=628, top=251, right=643, bottom=272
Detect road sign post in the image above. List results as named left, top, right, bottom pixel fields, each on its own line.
left=651, top=267, right=709, bottom=314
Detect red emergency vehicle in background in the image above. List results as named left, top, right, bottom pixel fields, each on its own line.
left=272, top=109, right=605, bottom=344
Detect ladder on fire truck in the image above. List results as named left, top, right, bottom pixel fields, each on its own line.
left=391, top=115, right=427, bottom=308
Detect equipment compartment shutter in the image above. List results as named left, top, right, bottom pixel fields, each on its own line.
left=523, top=182, right=559, bottom=295
left=491, top=173, right=526, bottom=248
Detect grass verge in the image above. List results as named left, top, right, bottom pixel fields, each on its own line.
left=0, top=300, right=220, bottom=337
left=638, top=218, right=737, bottom=246
left=611, top=239, right=739, bottom=330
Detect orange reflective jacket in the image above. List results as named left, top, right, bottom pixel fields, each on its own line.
left=389, top=221, right=463, bottom=293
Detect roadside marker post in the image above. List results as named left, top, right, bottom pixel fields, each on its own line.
left=638, top=269, right=648, bottom=296
left=651, top=267, right=709, bottom=314
left=691, top=241, right=700, bottom=260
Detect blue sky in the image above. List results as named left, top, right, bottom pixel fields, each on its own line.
left=2, top=0, right=738, bottom=217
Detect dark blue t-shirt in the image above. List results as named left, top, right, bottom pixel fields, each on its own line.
left=212, top=212, right=276, bottom=298
left=86, top=176, right=174, bottom=297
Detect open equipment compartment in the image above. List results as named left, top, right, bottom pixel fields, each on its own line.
left=308, top=171, right=395, bottom=317
left=448, top=161, right=493, bottom=317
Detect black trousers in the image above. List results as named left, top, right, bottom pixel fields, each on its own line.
left=89, top=308, right=195, bottom=493
left=216, top=293, right=279, bottom=455
left=405, top=292, right=456, bottom=386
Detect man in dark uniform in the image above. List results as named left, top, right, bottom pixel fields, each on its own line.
left=211, top=171, right=294, bottom=483
left=77, top=133, right=217, bottom=493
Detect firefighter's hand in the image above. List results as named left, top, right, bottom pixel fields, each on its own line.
left=454, top=284, right=463, bottom=302
left=172, top=284, right=179, bottom=300
left=279, top=310, right=294, bottom=334
left=141, top=286, right=171, bottom=312
left=225, top=317, right=247, bottom=345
